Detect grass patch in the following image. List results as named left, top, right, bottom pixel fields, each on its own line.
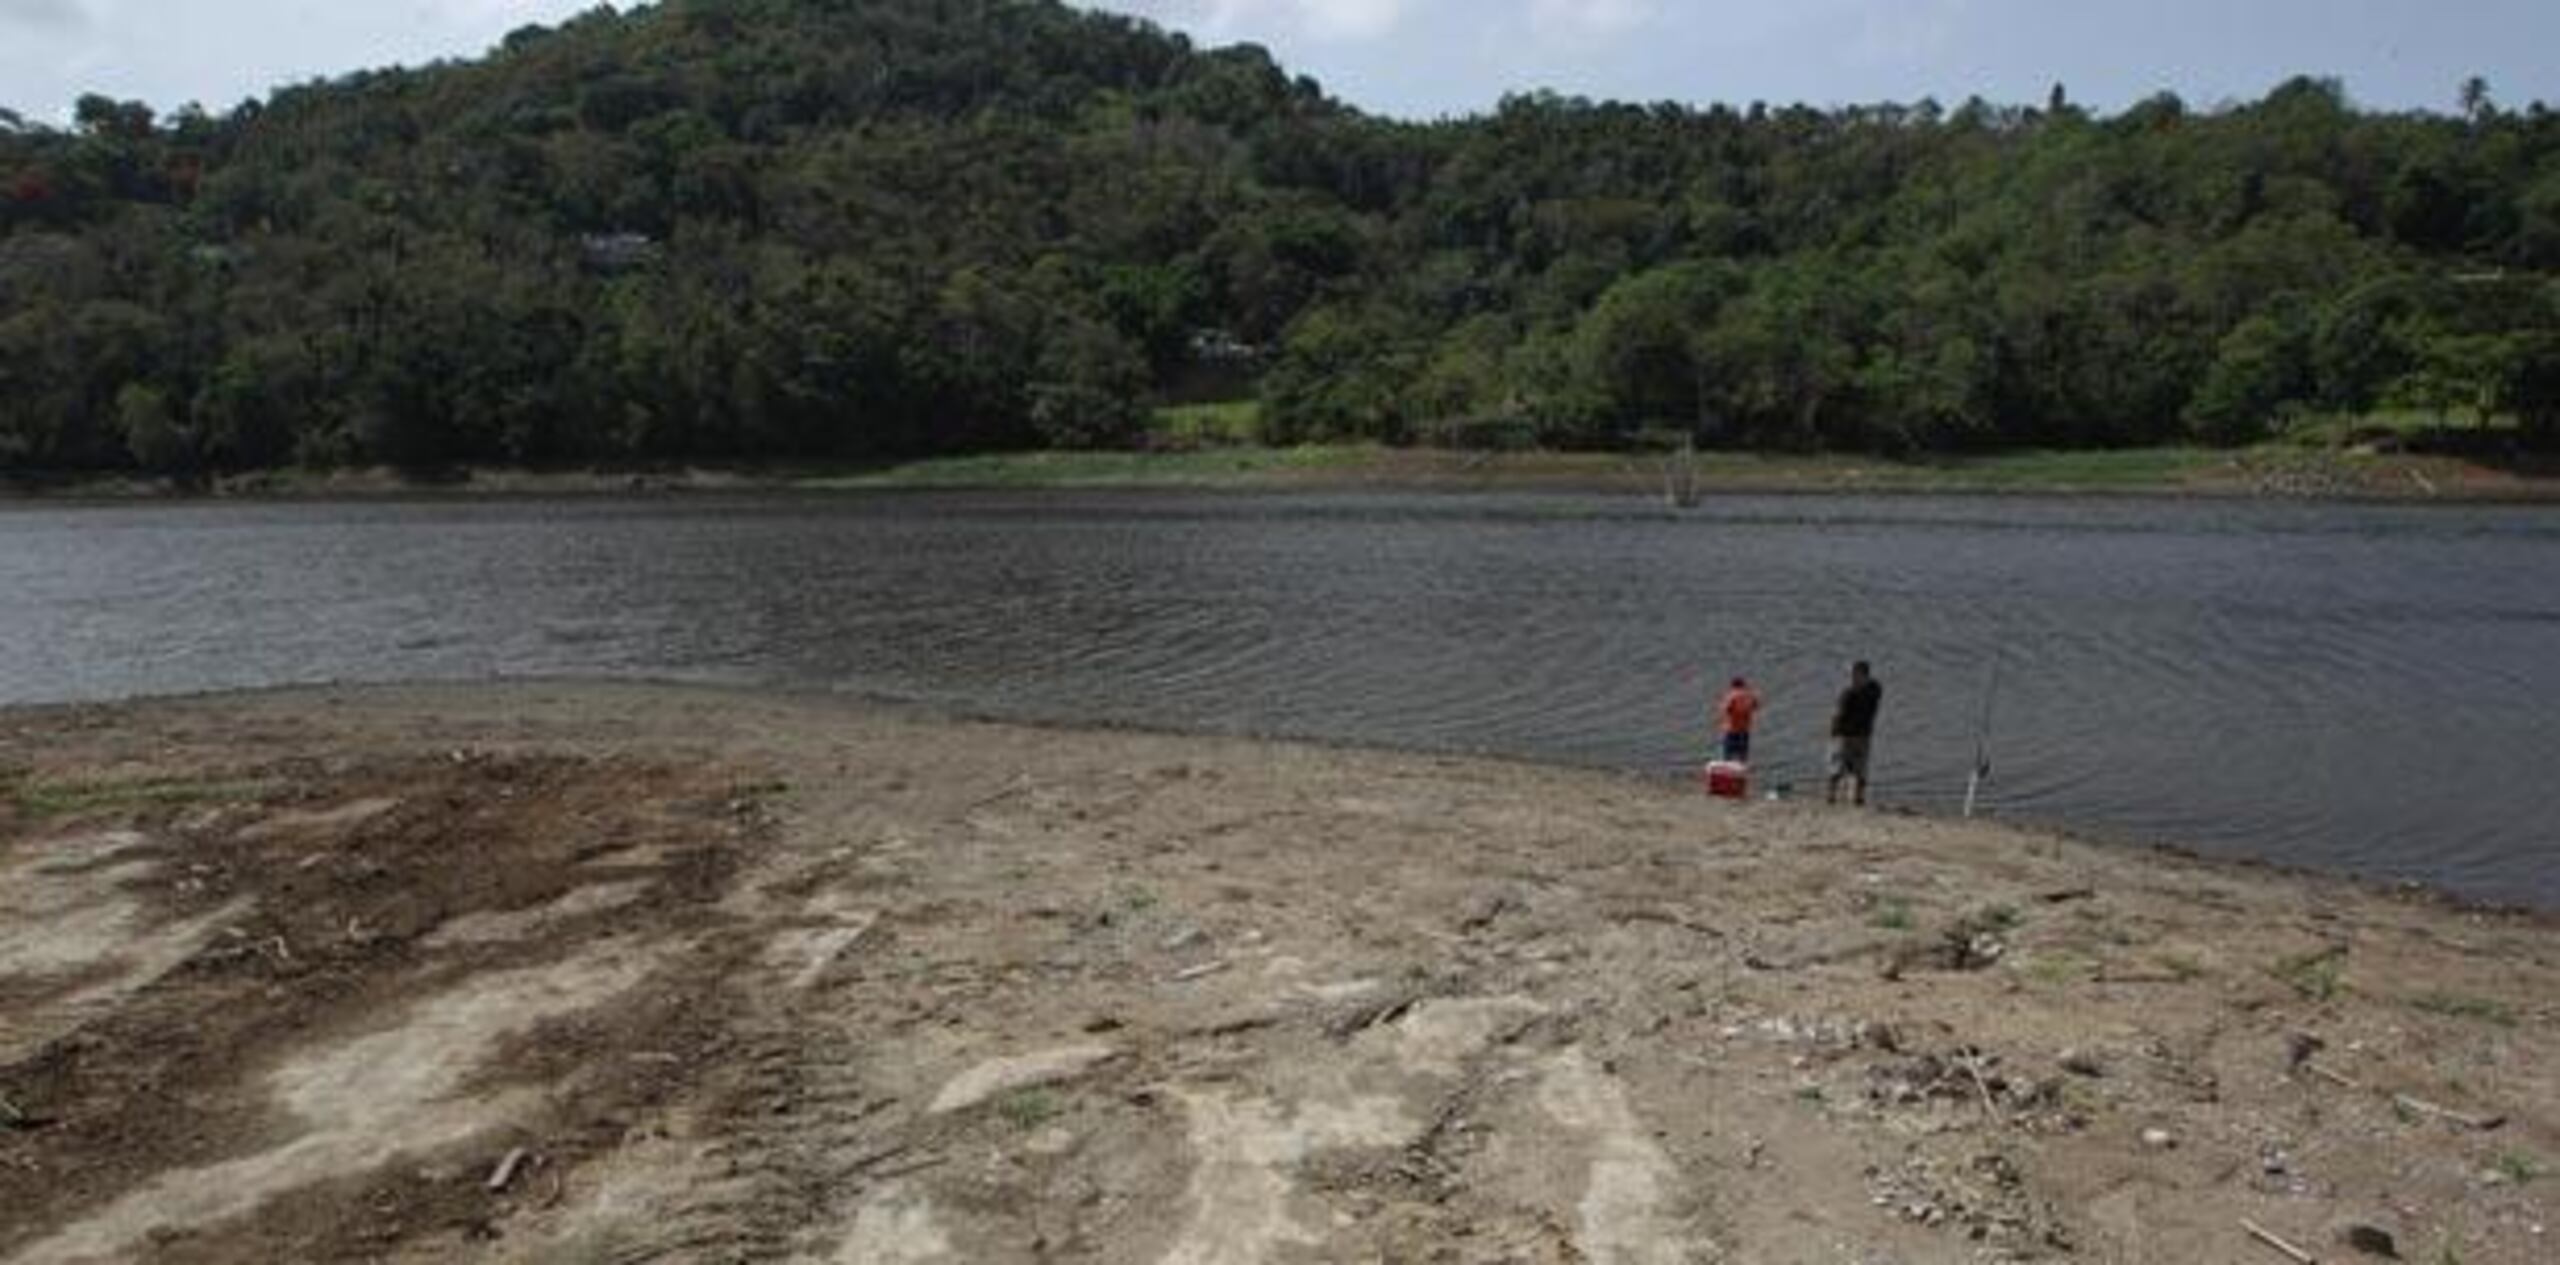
left=1920, top=904, right=2026, bottom=972
left=2278, top=407, right=2521, bottom=448
left=1867, top=899, right=1913, bottom=931
left=1914, top=447, right=2230, bottom=489
left=806, top=443, right=1378, bottom=489
left=2410, top=992, right=2518, bottom=1027
left=2493, top=1152, right=2542, bottom=1185
left=1151, top=400, right=1263, bottom=448
left=772, top=438, right=2523, bottom=497
left=1661, top=448, right=2224, bottom=491
left=22, top=437, right=2544, bottom=504
left=2016, top=949, right=2103, bottom=986
left=12, top=774, right=269, bottom=819
left=998, top=1088, right=1062, bottom=1130
left=2272, top=945, right=2349, bottom=1001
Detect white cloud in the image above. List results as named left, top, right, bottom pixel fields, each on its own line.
left=1, top=0, right=598, bottom=118
left=1294, top=0, right=1409, bottom=40
left=0, top=0, right=89, bottom=30
left=413, top=0, right=572, bottom=26
left=1526, top=0, right=1657, bottom=41
left=1114, top=0, right=1413, bottom=43
left=1845, top=0, right=1972, bottom=69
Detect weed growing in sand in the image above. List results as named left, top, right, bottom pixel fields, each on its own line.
left=2493, top=1152, right=2543, bottom=1185
left=2018, top=950, right=2100, bottom=986
left=1868, top=899, right=1913, bottom=931
left=2411, top=992, right=2517, bottom=1026
left=1000, top=1088, right=1063, bottom=1129
left=1940, top=904, right=2022, bottom=943
left=2272, top=945, right=2348, bottom=1001
left=13, top=774, right=269, bottom=818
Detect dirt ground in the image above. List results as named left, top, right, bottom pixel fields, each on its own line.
left=1, top=682, right=2553, bottom=1264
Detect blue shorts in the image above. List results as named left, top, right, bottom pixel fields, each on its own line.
left=1721, top=731, right=1751, bottom=762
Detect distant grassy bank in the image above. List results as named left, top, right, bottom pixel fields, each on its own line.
left=814, top=443, right=2552, bottom=499
left=8, top=408, right=2556, bottom=503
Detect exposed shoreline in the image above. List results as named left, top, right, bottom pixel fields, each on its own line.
left=3, top=681, right=2555, bottom=1262
left=7, top=443, right=2560, bottom=504
left=30, top=674, right=2557, bottom=922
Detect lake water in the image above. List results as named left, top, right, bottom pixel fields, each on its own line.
left=4, top=491, right=2556, bottom=907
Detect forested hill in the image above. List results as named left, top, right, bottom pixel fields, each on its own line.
left=3, top=0, right=2557, bottom=476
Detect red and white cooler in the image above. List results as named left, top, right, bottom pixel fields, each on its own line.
left=1702, top=760, right=1750, bottom=800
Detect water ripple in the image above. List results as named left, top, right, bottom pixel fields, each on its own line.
left=5, top=491, right=2558, bottom=907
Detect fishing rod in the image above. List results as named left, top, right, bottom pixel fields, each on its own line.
left=1962, top=657, right=2000, bottom=818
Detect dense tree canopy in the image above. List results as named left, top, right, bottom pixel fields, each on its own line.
left=3, top=0, right=2558, bottom=475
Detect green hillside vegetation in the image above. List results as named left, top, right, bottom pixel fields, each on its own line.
left=3, top=0, right=2557, bottom=480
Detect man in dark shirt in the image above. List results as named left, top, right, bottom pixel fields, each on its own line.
left=1827, top=661, right=1883, bottom=806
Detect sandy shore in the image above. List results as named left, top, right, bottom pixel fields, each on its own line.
left=1, top=681, right=2554, bottom=1263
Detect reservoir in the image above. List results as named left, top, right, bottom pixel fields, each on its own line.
left=4, top=490, right=2556, bottom=907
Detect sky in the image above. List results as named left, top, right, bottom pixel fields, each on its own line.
left=1, top=0, right=2552, bottom=124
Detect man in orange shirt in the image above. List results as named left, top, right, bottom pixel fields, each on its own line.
left=1717, top=676, right=1760, bottom=764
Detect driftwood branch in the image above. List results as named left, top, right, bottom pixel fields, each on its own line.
left=2296, top=1057, right=2504, bottom=1129
left=963, top=775, right=1034, bottom=814
left=1958, top=1053, right=2004, bottom=1125
left=2241, top=1217, right=2317, bottom=1263
left=486, top=1147, right=531, bottom=1193
left=2392, top=1093, right=2505, bottom=1131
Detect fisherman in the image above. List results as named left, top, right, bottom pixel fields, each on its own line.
left=1716, top=676, right=1760, bottom=763
left=1826, top=661, right=1883, bottom=806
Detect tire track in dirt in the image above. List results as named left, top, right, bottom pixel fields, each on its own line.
left=0, top=748, right=763, bottom=1263
left=12, top=685, right=2560, bottom=1264
left=11, top=944, right=665, bottom=1264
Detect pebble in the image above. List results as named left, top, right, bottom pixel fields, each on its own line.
left=2140, top=1128, right=2176, bottom=1149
